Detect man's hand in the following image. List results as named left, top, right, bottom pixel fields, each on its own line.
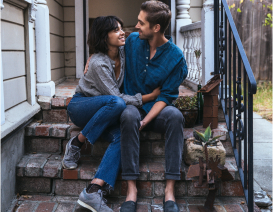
left=139, top=101, right=167, bottom=131
left=139, top=120, right=147, bottom=131
left=83, top=55, right=93, bottom=75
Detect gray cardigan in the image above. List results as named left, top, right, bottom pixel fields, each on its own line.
left=75, top=47, right=142, bottom=107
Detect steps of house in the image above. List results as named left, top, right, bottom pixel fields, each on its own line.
left=16, top=151, right=242, bottom=198
left=17, top=92, right=244, bottom=202
left=8, top=195, right=253, bottom=212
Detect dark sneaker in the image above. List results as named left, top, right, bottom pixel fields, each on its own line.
left=120, top=201, right=137, bottom=212
left=163, top=200, right=179, bottom=212
left=77, top=188, right=113, bottom=212
left=62, top=136, right=81, bottom=169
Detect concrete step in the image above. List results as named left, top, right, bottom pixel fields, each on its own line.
left=8, top=194, right=255, bottom=212
left=16, top=153, right=243, bottom=198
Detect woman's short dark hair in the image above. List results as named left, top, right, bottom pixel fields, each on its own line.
left=87, top=16, right=123, bottom=54
left=140, top=1, right=171, bottom=34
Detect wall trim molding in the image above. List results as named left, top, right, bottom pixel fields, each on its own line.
left=75, top=0, right=89, bottom=78
left=1, top=0, right=4, bottom=9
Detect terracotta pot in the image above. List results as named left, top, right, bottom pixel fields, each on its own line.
left=179, top=109, right=198, bottom=128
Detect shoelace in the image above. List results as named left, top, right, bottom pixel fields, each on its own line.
left=68, top=147, right=81, bottom=161
left=98, top=189, right=107, bottom=212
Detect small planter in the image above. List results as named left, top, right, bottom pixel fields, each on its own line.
left=183, top=137, right=226, bottom=166
left=174, top=95, right=198, bottom=128
left=179, top=109, right=198, bottom=128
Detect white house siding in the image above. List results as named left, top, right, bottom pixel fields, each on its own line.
left=63, top=0, right=76, bottom=77
left=47, top=0, right=65, bottom=82
left=1, top=2, right=27, bottom=110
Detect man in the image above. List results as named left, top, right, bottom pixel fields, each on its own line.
left=120, top=1, right=188, bottom=212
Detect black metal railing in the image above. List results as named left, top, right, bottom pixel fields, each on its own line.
left=214, top=0, right=257, bottom=211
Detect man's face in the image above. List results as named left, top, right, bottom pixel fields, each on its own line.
left=135, top=10, right=154, bottom=40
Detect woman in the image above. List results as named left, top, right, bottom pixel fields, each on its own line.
left=62, top=16, right=160, bottom=212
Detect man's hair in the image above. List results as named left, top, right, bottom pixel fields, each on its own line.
left=140, top=1, right=171, bottom=33
left=87, top=16, right=123, bottom=54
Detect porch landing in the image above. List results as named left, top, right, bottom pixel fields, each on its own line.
left=54, top=78, right=196, bottom=98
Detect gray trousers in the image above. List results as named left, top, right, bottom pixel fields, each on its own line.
left=120, top=105, right=185, bottom=180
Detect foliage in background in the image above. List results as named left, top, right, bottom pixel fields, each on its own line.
left=228, top=0, right=272, bottom=27
left=253, top=81, right=272, bottom=122
left=174, top=96, right=197, bottom=110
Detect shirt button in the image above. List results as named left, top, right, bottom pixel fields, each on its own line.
left=146, top=64, right=148, bottom=66
left=144, top=70, right=146, bottom=72
left=147, top=49, right=149, bottom=51
left=146, top=57, right=148, bottom=59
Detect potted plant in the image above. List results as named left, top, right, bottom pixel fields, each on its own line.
left=184, top=125, right=226, bottom=166
left=174, top=95, right=198, bottom=128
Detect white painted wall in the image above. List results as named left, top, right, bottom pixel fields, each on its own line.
left=89, top=0, right=145, bottom=27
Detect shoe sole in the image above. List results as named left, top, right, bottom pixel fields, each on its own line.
left=61, top=160, right=77, bottom=170
left=77, top=199, right=97, bottom=212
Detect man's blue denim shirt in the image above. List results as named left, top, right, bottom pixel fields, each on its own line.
left=123, top=32, right=188, bottom=114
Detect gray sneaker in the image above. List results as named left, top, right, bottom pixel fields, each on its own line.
left=62, top=136, right=81, bottom=169
left=77, top=188, right=113, bottom=212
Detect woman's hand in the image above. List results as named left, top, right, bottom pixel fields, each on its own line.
left=142, top=87, right=161, bottom=104
left=151, top=87, right=161, bottom=100
left=83, top=55, right=93, bottom=75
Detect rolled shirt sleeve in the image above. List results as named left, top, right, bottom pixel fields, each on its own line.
left=155, top=57, right=188, bottom=105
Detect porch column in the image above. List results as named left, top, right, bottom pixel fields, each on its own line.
left=201, top=0, right=214, bottom=85
left=176, top=0, right=192, bottom=50
left=1, top=1, right=4, bottom=124
left=26, top=0, right=38, bottom=105
left=35, top=0, right=55, bottom=96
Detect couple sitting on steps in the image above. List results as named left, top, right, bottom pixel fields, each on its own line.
left=62, top=1, right=188, bottom=211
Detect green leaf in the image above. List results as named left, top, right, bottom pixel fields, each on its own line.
left=263, top=5, right=265, bottom=8
left=211, top=135, right=224, bottom=142
left=237, top=8, right=242, bottom=12
left=267, top=14, right=272, bottom=18
left=194, top=130, right=206, bottom=142
left=204, top=125, right=211, bottom=141
left=271, top=24, right=272, bottom=27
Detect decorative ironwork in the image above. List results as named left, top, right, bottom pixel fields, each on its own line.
left=214, top=0, right=257, bottom=211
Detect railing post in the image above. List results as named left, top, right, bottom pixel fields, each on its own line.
left=35, top=0, right=55, bottom=97
left=201, top=0, right=214, bottom=85
left=176, top=0, right=192, bottom=50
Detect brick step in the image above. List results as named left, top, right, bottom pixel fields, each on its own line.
left=25, top=122, right=234, bottom=157
left=8, top=195, right=253, bottom=212
left=16, top=153, right=242, bottom=197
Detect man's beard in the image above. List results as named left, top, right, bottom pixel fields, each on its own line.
left=138, top=31, right=153, bottom=40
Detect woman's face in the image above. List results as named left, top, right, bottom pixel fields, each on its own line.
left=107, top=22, right=125, bottom=48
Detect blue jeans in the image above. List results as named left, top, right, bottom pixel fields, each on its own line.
left=67, top=93, right=126, bottom=189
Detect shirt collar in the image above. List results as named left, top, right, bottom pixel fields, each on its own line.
left=145, top=35, right=172, bottom=52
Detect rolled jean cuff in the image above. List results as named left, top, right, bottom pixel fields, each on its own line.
left=165, top=173, right=181, bottom=180
left=121, top=173, right=140, bottom=180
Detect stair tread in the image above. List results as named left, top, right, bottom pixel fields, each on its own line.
left=8, top=195, right=251, bottom=212
left=16, top=153, right=239, bottom=181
